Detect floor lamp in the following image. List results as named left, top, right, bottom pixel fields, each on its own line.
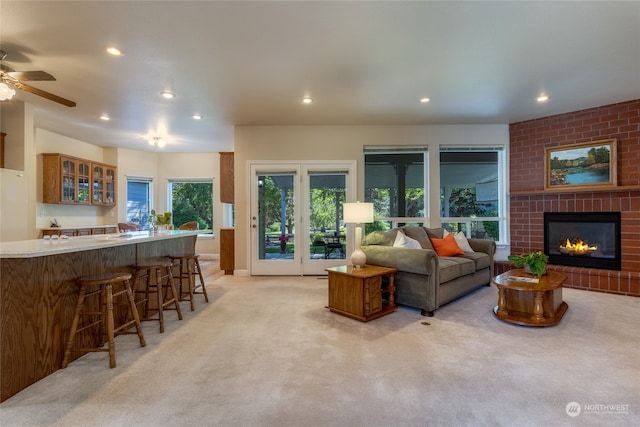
left=343, top=202, right=374, bottom=269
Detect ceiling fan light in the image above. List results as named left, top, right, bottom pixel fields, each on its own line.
left=150, top=136, right=167, bottom=148
left=0, top=82, right=16, bottom=101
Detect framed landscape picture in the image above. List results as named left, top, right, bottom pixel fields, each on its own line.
left=545, top=139, right=617, bottom=191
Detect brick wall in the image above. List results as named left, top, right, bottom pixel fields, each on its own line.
left=508, top=99, right=640, bottom=297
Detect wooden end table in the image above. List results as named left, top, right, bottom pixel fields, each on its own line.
left=492, top=269, right=568, bottom=327
left=326, top=265, right=398, bottom=322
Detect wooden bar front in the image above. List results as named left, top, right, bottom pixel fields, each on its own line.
left=0, top=234, right=196, bottom=402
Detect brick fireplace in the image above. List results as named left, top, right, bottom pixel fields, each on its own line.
left=505, top=99, right=640, bottom=297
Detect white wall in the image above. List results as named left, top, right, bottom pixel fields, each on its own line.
left=234, top=124, right=509, bottom=273
left=0, top=102, right=35, bottom=240
left=0, top=168, right=29, bottom=241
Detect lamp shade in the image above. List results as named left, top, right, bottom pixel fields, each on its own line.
left=343, top=202, right=373, bottom=269
left=343, top=202, right=373, bottom=224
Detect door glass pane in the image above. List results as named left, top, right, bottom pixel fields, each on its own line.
left=93, top=166, right=104, bottom=203
left=257, top=174, right=295, bottom=260
left=308, top=174, right=346, bottom=260
left=63, top=160, right=75, bottom=201
left=106, top=169, right=115, bottom=204
left=78, top=163, right=90, bottom=202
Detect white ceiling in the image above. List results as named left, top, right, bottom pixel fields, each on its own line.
left=1, top=1, right=639, bottom=153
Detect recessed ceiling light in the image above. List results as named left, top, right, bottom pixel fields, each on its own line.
left=161, top=91, right=175, bottom=99
left=420, top=97, right=430, bottom=103
left=99, top=114, right=110, bottom=121
left=106, top=46, right=122, bottom=56
left=301, top=96, right=313, bottom=104
left=537, top=94, right=550, bottom=103
left=192, top=114, right=202, bottom=120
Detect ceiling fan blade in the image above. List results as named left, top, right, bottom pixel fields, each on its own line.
left=8, top=70, right=56, bottom=81
left=0, top=63, right=16, bottom=73
left=12, top=81, right=76, bottom=107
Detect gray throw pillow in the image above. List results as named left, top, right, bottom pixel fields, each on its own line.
left=425, top=227, right=446, bottom=239
left=401, top=226, right=434, bottom=250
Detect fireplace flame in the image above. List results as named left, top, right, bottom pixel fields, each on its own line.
left=559, top=239, right=598, bottom=256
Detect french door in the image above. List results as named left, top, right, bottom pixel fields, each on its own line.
left=249, top=161, right=356, bottom=275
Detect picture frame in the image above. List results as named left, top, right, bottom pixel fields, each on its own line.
left=545, top=139, right=617, bottom=191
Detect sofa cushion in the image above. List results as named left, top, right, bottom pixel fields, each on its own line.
left=362, top=229, right=399, bottom=246
left=401, top=226, right=434, bottom=250
left=439, top=257, right=476, bottom=283
left=453, top=231, right=475, bottom=253
left=429, top=233, right=464, bottom=257
left=425, top=227, right=447, bottom=239
left=393, top=231, right=422, bottom=249
left=460, top=252, right=491, bottom=271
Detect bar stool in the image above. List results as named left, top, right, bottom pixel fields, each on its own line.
left=61, top=272, right=146, bottom=369
left=133, top=261, right=183, bottom=333
left=168, top=254, right=209, bottom=311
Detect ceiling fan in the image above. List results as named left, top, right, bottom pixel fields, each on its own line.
left=0, top=50, right=76, bottom=107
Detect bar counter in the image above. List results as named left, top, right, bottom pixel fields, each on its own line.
left=0, top=230, right=199, bottom=402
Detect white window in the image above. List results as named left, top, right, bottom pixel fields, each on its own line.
left=167, top=179, right=213, bottom=230
left=126, top=177, right=152, bottom=229
left=364, top=147, right=428, bottom=232
left=439, top=146, right=506, bottom=243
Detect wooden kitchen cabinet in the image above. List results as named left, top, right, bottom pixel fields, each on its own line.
left=91, top=162, right=117, bottom=206
left=42, top=154, right=91, bottom=204
left=219, top=152, right=234, bottom=204
left=220, top=228, right=235, bottom=275
left=42, top=153, right=116, bottom=206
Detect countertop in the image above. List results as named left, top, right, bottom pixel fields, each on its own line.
left=40, top=225, right=118, bottom=231
left=0, top=230, right=201, bottom=258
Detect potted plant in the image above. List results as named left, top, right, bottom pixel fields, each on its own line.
left=507, top=250, right=549, bottom=276
left=278, top=234, right=289, bottom=254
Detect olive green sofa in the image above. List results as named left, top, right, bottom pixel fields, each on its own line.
left=361, top=226, right=496, bottom=316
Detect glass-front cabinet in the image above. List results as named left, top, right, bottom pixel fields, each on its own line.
left=92, top=163, right=116, bottom=206
left=42, top=154, right=91, bottom=204
left=60, top=157, right=76, bottom=202
left=77, top=160, right=90, bottom=204
left=42, top=153, right=116, bottom=206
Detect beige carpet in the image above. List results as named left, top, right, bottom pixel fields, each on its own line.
left=1, top=270, right=638, bottom=427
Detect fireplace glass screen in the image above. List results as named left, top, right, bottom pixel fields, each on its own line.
left=544, top=212, right=621, bottom=270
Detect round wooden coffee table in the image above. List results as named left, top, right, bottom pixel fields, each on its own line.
left=492, top=269, right=568, bottom=327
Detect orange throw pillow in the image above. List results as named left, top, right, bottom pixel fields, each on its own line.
left=429, top=233, right=464, bottom=256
